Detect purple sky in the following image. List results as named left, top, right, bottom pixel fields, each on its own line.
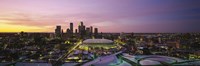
left=0, top=0, right=200, bottom=32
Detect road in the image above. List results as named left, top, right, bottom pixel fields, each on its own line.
left=53, top=40, right=82, bottom=66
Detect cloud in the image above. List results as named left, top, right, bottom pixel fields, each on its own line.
left=90, top=21, right=115, bottom=27
left=0, top=12, right=67, bottom=27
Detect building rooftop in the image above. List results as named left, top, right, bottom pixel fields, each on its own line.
left=83, top=39, right=113, bottom=44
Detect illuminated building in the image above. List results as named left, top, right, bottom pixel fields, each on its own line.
left=79, top=39, right=117, bottom=50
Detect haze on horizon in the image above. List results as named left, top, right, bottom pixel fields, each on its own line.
left=0, top=0, right=200, bottom=33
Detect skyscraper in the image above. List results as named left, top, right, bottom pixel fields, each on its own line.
left=70, top=22, right=73, bottom=33
left=55, top=25, right=61, bottom=34
left=90, top=26, right=93, bottom=34
left=55, top=25, right=61, bottom=37
left=67, top=28, right=70, bottom=34
left=78, top=22, right=84, bottom=33
left=75, top=29, right=78, bottom=34
left=94, top=28, right=98, bottom=38
left=81, top=21, right=83, bottom=26
left=78, top=21, right=86, bottom=38
left=89, top=26, right=93, bottom=37
left=94, top=28, right=98, bottom=34
left=86, top=27, right=90, bottom=36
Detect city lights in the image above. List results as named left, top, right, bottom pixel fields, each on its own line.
left=0, top=0, right=200, bottom=66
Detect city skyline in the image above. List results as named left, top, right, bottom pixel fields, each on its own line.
left=0, top=0, right=200, bottom=33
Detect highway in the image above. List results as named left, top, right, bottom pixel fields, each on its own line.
left=53, top=40, right=82, bottom=66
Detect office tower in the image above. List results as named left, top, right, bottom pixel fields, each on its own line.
left=78, top=21, right=86, bottom=38
left=94, top=28, right=98, bottom=38
left=82, top=25, right=86, bottom=36
left=94, top=28, right=98, bottom=34
left=90, top=26, right=93, bottom=34
left=55, top=25, right=61, bottom=37
left=81, top=21, right=83, bottom=26
left=78, top=22, right=82, bottom=33
left=86, top=27, right=90, bottom=36
left=70, top=22, right=73, bottom=33
left=78, top=26, right=81, bottom=34
left=55, top=25, right=61, bottom=34
left=83, top=26, right=86, bottom=32
left=67, top=28, right=70, bottom=34
left=90, top=26, right=93, bottom=37
left=56, top=26, right=61, bottom=32
left=78, top=21, right=85, bottom=33
left=75, top=29, right=78, bottom=34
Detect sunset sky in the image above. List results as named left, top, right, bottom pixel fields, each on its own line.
left=0, top=0, right=200, bottom=33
